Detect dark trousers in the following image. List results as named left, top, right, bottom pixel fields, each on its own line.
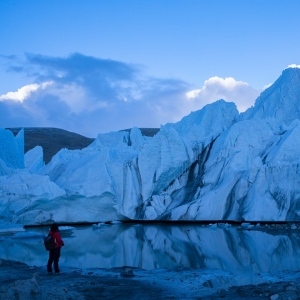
left=47, top=248, right=61, bottom=273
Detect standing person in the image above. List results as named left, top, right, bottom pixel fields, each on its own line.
left=47, top=223, right=64, bottom=274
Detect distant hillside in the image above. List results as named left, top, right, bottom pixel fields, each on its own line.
left=7, top=127, right=160, bottom=164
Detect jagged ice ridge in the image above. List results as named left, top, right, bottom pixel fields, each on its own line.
left=1, top=67, right=300, bottom=225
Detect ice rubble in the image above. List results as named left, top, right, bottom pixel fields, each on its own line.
left=1, top=67, right=300, bottom=224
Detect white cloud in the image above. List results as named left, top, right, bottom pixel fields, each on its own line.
left=0, top=53, right=265, bottom=136
left=0, top=82, right=51, bottom=102
left=186, top=89, right=201, bottom=99
left=286, top=64, right=300, bottom=69
left=185, top=76, right=260, bottom=112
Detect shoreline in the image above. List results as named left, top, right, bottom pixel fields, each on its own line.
left=1, top=259, right=300, bottom=299
left=22, top=220, right=300, bottom=228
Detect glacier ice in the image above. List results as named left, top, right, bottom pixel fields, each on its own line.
left=242, top=68, right=300, bottom=126
left=25, top=146, right=44, bottom=173
left=139, top=100, right=239, bottom=219
left=169, top=119, right=275, bottom=220
left=1, top=67, right=300, bottom=224
left=0, top=128, right=24, bottom=169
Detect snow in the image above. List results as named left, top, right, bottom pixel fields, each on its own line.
left=1, top=68, right=300, bottom=224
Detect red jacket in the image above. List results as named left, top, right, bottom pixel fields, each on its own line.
left=49, top=230, right=64, bottom=248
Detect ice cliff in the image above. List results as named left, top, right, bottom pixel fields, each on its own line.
left=0, top=128, right=24, bottom=170
left=1, top=67, right=300, bottom=224
left=242, top=68, right=300, bottom=125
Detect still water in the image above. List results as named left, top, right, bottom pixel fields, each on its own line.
left=0, top=223, right=299, bottom=273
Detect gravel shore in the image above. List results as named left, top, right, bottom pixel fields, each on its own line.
left=1, top=259, right=300, bottom=299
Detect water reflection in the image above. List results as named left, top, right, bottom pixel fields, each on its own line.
left=0, top=224, right=300, bottom=273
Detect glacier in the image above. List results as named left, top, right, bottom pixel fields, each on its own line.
left=1, top=67, right=300, bottom=225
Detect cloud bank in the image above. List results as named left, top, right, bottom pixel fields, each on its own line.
left=0, top=82, right=51, bottom=102
left=186, top=77, right=260, bottom=112
left=0, top=53, right=260, bottom=137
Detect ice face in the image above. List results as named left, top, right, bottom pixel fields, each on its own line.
left=242, top=121, right=300, bottom=221
left=242, top=68, right=300, bottom=126
left=0, top=128, right=24, bottom=169
left=2, top=68, right=300, bottom=224
left=139, top=100, right=239, bottom=220
left=25, top=146, right=44, bottom=173
left=168, top=119, right=275, bottom=220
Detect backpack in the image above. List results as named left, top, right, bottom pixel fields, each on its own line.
left=43, top=235, right=55, bottom=251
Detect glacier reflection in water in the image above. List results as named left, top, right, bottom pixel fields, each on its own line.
left=0, top=224, right=300, bottom=273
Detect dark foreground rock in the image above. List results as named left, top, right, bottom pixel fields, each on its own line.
left=1, top=259, right=300, bottom=299
left=200, top=281, right=300, bottom=300
left=0, top=260, right=170, bottom=300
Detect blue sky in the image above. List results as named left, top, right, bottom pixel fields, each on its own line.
left=1, top=0, right=300, bottom=137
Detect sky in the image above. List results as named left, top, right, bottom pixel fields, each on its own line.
left=1, top=0, right=300, bottom=137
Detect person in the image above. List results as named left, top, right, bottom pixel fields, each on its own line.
left=47, top=223, right=64, bottom=274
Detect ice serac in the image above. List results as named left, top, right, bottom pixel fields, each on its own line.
left=167, top=67, right=300, bottom=221
left=0, top=163, right=124, bottom=225
left=243, top=120, right=300, bottom=221
left=0, top=170, right=65, bottom=224
left=129, top=126, right=146, bottom=150
left=34, top=101, right=238, bottom=222
left=37, top=130, right=141, bottom=221
left=242, top=67, right=300, bottom=125
left=25, top=146, right=44, bottom=173
left=168, top=119, right=275, bottom=220
left=0, top=159, right=15, bottom=176
left=89, top=130, right=130, bottom=149
left=138, top=100, right=239, bottom=219
left=0, top=128, right=24, bottom=169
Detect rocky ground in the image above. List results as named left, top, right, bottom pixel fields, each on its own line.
left=1, top=259, right=300, bottom=300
